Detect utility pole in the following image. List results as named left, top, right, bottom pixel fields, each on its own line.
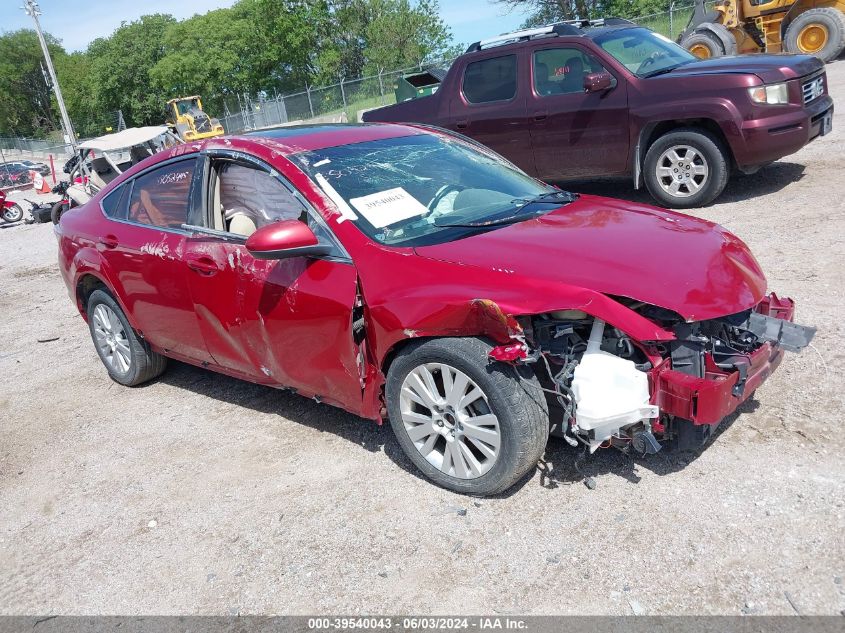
left=23, top=0, right=77, bottom=146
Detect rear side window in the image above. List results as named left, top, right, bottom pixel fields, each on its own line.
left=462, top=55, right=517, bottom=104
left=101, top=184, right=131, bottom=219
left=127, top=159, right=196, bottom=229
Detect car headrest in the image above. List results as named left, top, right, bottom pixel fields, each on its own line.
left=228, top=212, right=257, bottom=237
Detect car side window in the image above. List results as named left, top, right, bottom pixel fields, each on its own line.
left=212, top=161, right=307, bottom=236
left=127, top=159, right=197, bottom=229
left=462, top=55, right=517, bottom=104
left=533, top=48, right=606, bottom=96
left=209, top=159, right=347, bottom=259
left=101, top=183, right=131, bottom=220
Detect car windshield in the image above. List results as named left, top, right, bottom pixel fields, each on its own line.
left=292, top=133, right=568, bottom=246
left=595, top=27, right=697, bottom=78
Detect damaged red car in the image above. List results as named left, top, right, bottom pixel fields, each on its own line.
left=57, top=124, right=814, bottom=495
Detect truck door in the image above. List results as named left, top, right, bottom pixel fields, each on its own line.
left=447, top=51, right=536, bottom=175
left=527, top=45, right=630, bottom=179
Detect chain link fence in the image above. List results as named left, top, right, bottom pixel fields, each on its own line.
left=220, top=59, right=457, bottom=134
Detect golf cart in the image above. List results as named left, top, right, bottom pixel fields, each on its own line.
left=59, top=126, right=182, bottom=221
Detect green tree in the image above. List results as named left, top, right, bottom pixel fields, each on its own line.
left=363, top=0, right=460, bottom=74
left=54, top=51, right=103, bottom=138
left=0, top=30, right=65, bottom=137
left=88, top=14, right=177, bottom=127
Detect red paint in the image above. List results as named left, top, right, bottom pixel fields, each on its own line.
left=489, top=343, right=529, bottom=362
left=246, top=220, right=319, bottom=253
left=56, top=124, right=801, bottom=431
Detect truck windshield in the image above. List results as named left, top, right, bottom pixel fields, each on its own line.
left=595, top=28, right=697, bottom=77
left=292, top=133, right=568, bottom=247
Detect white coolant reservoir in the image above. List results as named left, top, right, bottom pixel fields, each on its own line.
left=570, top=319, right=659, bottom=451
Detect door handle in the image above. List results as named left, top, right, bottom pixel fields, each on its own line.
left=532, top=111, right=548, bottom=122
left=186, top=254, right=219, bottom=276
left=455, top=120, right=468, bottom=130
left=98, top=234, right=118, bottom=249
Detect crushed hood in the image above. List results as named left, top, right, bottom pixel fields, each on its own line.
left=414, top=195, right=767, bottom=322
left=665, top=54, right=823, bottom=83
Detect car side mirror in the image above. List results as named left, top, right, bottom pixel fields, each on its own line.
left=584, top=72, right=615, bottom=93
left=245, top=220, right=333, bottom=260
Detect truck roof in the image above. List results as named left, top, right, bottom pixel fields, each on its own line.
left=464, top=19, right=640, bottom=53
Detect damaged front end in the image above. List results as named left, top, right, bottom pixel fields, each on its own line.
left=492, top=293, right=815, bottom=455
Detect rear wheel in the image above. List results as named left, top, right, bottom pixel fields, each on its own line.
left=2, top=203, right=23, bottom=223
left=681, top=30, right=725, bottom=59
left=87, top=289, right=167, bottom=386
left=386, top=337, right=549, bottom=496
left=643, top=127, right=729, bottom=208
left=784, top=8, right=845, bottom=62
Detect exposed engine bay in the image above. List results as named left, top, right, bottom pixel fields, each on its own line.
left=511, top=301, right=817, bottom=455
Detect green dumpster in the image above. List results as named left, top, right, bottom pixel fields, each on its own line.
left=393, top=68, right=447, bottom=102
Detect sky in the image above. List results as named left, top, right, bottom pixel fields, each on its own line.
left=0, top=0, right=533, bottom=53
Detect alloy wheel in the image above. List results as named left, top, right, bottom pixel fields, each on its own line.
left=92, top=304, right=132, bottom=374
left=399, top=363, right=501, bottom=479
left=655, top=145, right=709, bottom=198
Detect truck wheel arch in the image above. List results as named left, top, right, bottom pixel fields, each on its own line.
left=635, top=119, right=735, bottom=189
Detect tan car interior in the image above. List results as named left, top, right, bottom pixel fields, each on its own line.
left=213, top=163, right=306, bottom=237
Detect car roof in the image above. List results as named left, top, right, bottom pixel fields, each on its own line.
left=240, top=123, right=425, bottom=154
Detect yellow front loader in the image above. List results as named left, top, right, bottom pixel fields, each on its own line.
left=165, top=96, right=225, bottom=142
left=679, top=0, right=845, bottom=62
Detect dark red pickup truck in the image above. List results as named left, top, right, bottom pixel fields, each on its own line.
left=363, top=20, right=834, bottom=208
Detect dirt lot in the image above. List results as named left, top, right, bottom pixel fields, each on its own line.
left=1, top=64, right=844, bottom=617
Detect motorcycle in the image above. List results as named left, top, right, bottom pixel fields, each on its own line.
left=21, top=181, right=74, bottom=224
left=0, top=188, right=24, bottom=224
left=47, top=181, right=74, bottom=224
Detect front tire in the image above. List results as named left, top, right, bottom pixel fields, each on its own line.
left=2, top=203, right=23, bottom=223
left=87, top=289, right=167, bottom=386
left=385, top=337, right=549, bottom=496
left=784, top=8, right=845, bottom=62
left=643, top=127, right=729, bottom=208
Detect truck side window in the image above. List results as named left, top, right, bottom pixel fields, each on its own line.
left=462, top=55, right=517, bottom=104
left=533, top=49, right=604, bottom=96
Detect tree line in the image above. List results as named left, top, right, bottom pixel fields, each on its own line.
left=0, top=0, right=460, bottom=139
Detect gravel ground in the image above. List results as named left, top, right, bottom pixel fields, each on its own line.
left=1, top=63, right=844, bottom=617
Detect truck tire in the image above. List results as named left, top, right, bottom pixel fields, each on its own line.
left=643, top=127, right=729, bottom=209
left=784, top=8, right=845, bottom=62
left=681, top=30, right=726, bottom=58
left=385, top=337, right=549, bottom=496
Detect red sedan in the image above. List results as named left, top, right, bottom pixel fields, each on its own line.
left=57, top=123, right=814, bottom=495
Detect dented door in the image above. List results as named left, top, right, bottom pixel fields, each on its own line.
left=183, top=237, right=364, bottom=414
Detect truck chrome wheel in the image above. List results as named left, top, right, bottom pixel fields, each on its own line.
left=655, top=145, right=709, bottom=198
left=399, top=363, right=501, bottom=479
left=92, top=304, right=132, bottom=374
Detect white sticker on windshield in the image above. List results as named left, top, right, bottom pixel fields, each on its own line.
left=315, top=173, right=358, bottom=223
left=349, top=187, right=429, bottom=228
